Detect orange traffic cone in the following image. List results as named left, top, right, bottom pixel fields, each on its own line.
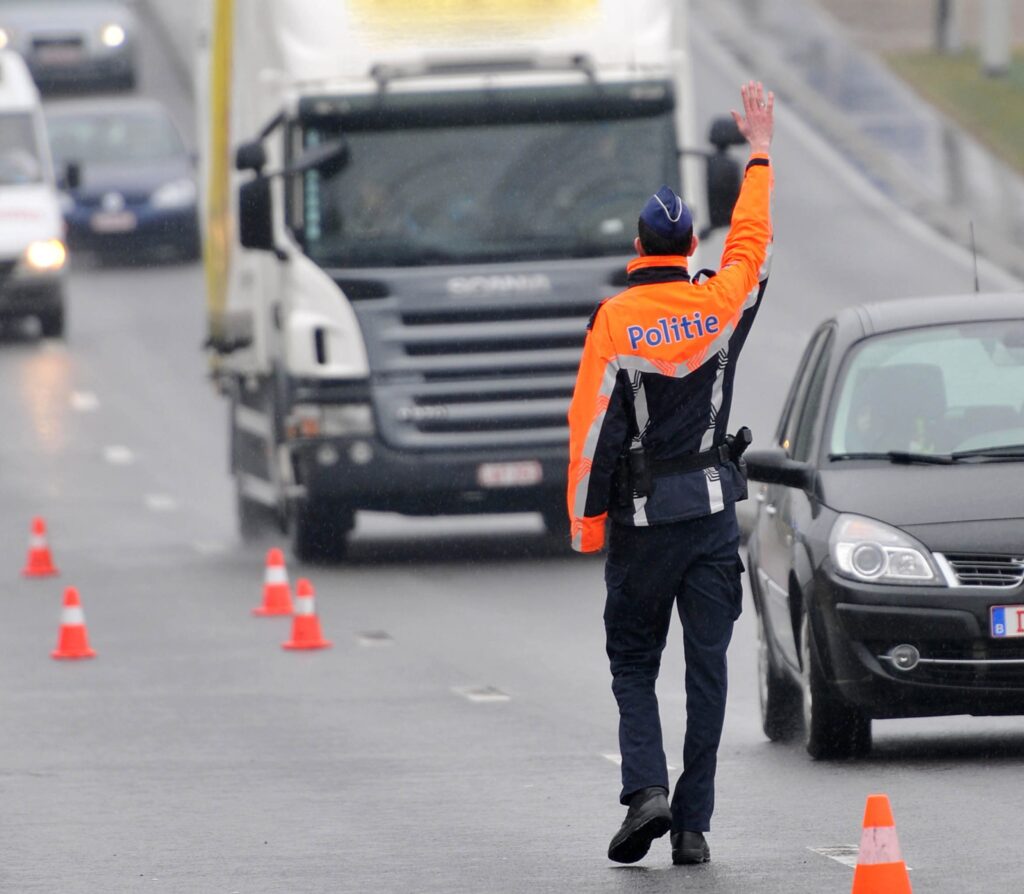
left=252, top=547, right=293, bottom=616
left=282, top=579, right=331, bottom=650
left=22, top=517, right=58, bottom=578
left=851, top=794, right=912, bottom=894
left=52, top=587, right=96, bottom=660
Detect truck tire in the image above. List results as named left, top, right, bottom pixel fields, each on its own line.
left=292, top=499, right=354, bottom=563
left=39, top=309, right=65, bottom=339
left=800, top=612, right=872, bottom=759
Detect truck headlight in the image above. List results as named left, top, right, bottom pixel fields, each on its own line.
left=830, top=514, right=941, bottom=586
left=286, top=403, right=375, bottom=440
left=24, top=239, right=67, bottom=273
left=100, top=23, right=126, bottom=48
left=151, top=178, right=196, bottom=209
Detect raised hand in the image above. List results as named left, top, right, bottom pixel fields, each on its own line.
left=730, top=81, right=774, bottom=155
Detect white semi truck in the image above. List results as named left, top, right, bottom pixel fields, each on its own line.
left=198, top=0, right=745, bottom=559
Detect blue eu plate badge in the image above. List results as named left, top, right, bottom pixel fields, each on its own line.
left=990, top=605, right=1024, bottom=638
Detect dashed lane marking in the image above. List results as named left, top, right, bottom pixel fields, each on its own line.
left=192, top=541, right=229, bottom=555
left=602, top=753, right=677, bottom=772
left=357, top=631, right=394, bottom=647
left=453, top=685, right=511, bottom=703
left=103, top=445, right=135, bottom=465
left=144, top=493, right=178, bottom=512
left=70, top=391, right=100, bottom=412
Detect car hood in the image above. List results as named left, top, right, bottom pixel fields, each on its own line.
left=73, top=158, right=192, bottom=201
left=819, top=463, right=1024, bottom=527
left=0, top=2, right=134, bottom=30
left=0, top=184, right=63, bottom=258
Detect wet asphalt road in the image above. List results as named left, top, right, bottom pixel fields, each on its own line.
left=2, top=10, right=1024, bottom=893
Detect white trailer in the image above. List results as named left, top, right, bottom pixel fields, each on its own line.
left=197, top=0, right=745, bottom=559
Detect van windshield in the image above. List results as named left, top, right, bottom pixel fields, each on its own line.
left=299, top=113, right=678, bottom=267
left=0, top=112, right=43, bottom=186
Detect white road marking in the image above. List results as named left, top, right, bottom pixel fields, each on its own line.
left=452, top=685, right=510, bottom=703
left=809, top=845, right=913, bottom=872
left=70, top=391, right=100, bottom=412
left=103, top=445, right=135, bottom=465
left=602, top=753, right=677, bottom=772
left=193, top=540, right=229, bottom=555
left=357, top=631, right=394, bottom=647
left=144, top=493, right=178, bottom=512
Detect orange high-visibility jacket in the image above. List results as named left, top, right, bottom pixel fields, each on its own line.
left=567, top=153, right=774, bottom=553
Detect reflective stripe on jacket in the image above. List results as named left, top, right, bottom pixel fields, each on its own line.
left=566, top=153, right=774, bottom=553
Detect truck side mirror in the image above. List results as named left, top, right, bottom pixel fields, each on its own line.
left=238, top=177, right=274, bottom=252
left=708, top=116, right=745, bottom=151
left=705, top=151, right=741, bottom=232
left=235, top=140, right=267, bottom=173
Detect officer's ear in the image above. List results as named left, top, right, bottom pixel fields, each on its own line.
left=634, top=236, right=646, bottom=257
left=687, top=233, right=700, bottom=257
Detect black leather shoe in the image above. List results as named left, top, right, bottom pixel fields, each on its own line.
left=607, top=787, right=672, bottom=864
left=671, top=830, right=711, bottom=865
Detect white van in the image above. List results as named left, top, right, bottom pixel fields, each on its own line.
left=0, top=50, right=66, bottom=337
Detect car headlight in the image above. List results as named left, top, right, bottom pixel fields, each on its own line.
left=100, top=23, right=126, bottom=48
left=150, top=178, right=197, bottom=209
left=0, top=27, right=11, bottom=50
left=829, top=513, right=941, bottom=586
left=24, top=239, right=67, bottom=273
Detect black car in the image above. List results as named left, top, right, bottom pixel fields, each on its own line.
left=745, top=293, right=1024, bottom=759
left=46, top=98, right=199, bottom=261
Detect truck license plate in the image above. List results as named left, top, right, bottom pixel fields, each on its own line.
left=991, top=605, right=1024, bottom=638
left=477, top=461, right=542, bottom=488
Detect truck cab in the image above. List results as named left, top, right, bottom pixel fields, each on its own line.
left=200, top=0, right=744, bottom=559
left=0, top=50, right=67, bottom=338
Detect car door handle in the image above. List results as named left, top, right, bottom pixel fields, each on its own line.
left=764, top=504, right=777, bottom=517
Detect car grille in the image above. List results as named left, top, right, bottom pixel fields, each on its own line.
left=943, top=554, right=1024, bottom=588
left=875, top=640, right=1024, bottom=688
left=32, top=36, right=85, bottom=51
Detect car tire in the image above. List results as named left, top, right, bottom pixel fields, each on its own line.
left=757, top=608, right=801, bottom=741
left=39, top=309, right=65, bottom=339
left=800, top=611, right=871, bottom=759
left=292, top=499, right=354, bottom=563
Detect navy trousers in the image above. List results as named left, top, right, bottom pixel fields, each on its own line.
left=603, top=507, right=743, bottom=833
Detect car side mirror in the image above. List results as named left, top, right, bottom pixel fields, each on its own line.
left=238, top=176, right=274, bottom=252
left=745, top=448, right=815, bottom=490
left=61, top=161, right=82, bottom=191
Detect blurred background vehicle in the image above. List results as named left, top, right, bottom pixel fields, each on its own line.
left=47, top=97, right=199, bottom=262
left=744, top=294, right=1024, bottom=760
left=0, top=0, right=137, bottom=93
left=0, top=50, right=67, bottom=337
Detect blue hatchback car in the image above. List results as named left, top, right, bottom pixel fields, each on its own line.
left=46, top=98, right=199, bottom=262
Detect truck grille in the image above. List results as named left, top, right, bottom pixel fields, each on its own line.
left=350, top=287, right=597, bottom=452
left=943, top=554, right=1024, bottom=588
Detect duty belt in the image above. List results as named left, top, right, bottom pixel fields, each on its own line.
left=616, top=427, right=752, bottom=503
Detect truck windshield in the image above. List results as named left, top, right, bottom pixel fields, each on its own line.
left=0, top=112, right=43, bottom=186
left=300, top=114, right=678, bottom=267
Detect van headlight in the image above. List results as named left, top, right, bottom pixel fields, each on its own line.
left=100, top=23, right=126, bottom=48
left=829, top=513, right=941, bottom=586
left=151, top=178, right=196, bottom=209
left=23, top=239, right=67, bottom=273
left=0, top=28, right=11, bottom=50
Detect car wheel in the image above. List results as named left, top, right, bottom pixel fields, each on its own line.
left=292, top=499, right=354, bottom=563
left=757, top=608, right=801, bottom=741
left=39, top=309, right=65, bottom=339
left=800, top=611, right=871, bottom=759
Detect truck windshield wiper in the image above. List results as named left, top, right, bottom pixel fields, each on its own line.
left=951, top=444, right=1024, bottom=461
left=828, top=451, right=954, bottom=465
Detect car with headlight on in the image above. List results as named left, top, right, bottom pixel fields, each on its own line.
left=0, top=50, right=67, bottom=337
left=46, top=98, right=199, bottom=262
left=0, top=0, right=137, bottom=92
left=744, top=294, right=1024, bottom=759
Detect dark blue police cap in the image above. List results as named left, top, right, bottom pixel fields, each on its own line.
left=639, top=185, right=693, bottom=241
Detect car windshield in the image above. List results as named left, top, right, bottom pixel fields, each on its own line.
left=0, top=112, right=43, bottom=185
left=829, top=320, right=1024, bottom=457
left=46, top=109, right=184, bottom=166
left=299, top=113, right=677, bottom=267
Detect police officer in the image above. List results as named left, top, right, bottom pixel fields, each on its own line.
left=566, top=81, right=774, bottom=865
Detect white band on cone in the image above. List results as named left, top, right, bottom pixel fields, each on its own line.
left=30, top=535, right=46, bottom=548
left=265, top=567, right=287, bottom=585
left=857, top=826, right=903, bottom=865
left=294, top=597, right=314, bottom=616
left=61, top=607, right=85, bottom=626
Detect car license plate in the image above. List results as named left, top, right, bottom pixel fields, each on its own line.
left=91, top=211, right=138, bottom=234
left=990, top=605, right=1024, bottom=638
left=476, top=461, right=542, bottom=488
left=36, top=46, right=84, bottom=65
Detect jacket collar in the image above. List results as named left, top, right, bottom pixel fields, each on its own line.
left=626, top=255, right=691, bottom=287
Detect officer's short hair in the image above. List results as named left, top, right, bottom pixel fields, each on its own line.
left=637, top=217, right=692, bottom=256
